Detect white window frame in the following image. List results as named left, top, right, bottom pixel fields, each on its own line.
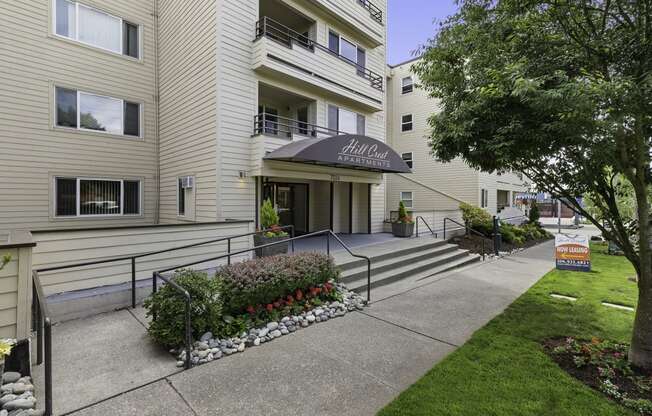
left=54, top=176, right=142, bottom=217
left=52, top=0, right=141, bottom=59
left=400, top=191, right=414, bottom=209
left=329, top=30, right=365, bottom=67
left=401, top=152, right=414, bottom=169
left=55, top=87, right=142, bottom=138
left=401, top=113, right=414, bottom=132
left=402, top=76, right=414, bottom=94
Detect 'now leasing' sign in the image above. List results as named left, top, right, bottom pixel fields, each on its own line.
left=555, top=234, right=591, bottom=272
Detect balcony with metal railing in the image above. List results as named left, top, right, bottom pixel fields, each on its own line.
left=252, top=16, right=384, bottom=112
left=310, top=0, right=385, bottom=47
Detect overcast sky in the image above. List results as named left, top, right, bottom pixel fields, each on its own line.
left=387, top=0, right=458, bottom=65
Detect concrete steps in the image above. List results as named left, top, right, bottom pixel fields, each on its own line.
left=334, top=237, right=481, bottom=294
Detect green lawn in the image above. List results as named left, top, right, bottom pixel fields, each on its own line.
left=379, top=243, right=639, bottom=416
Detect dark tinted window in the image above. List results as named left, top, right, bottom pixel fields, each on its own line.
left=328, top=105, right=338, bottom=131
left=356, top=47, right=366, bottom=76
left=56, top=87, right=77, bottom=128
left=56, top=178, right=77, bottom=216
left=356, top=114, right=365, bottom=135
left=123, top=22, right=139, bottom=58
left=178, top=178, right=185, bottom=216
left=328, top=31, right=339, bottom=54
left=123, top=102, right=140, bottom=136
left=56, top=0, right=75, bottom=37
left=123, top=180, right=140, bottom=214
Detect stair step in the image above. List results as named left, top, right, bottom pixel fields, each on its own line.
left=335, top=238, right=449, bottom=271
left=339, top=244, right=461, bottom=281
left=342, top=249, right=478, bottom=292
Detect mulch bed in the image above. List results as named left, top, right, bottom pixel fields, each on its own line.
left=449, top=233, right=553, bottom=255
left=543, top=337, right=652, bottom=415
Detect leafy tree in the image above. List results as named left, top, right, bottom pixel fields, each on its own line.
left=414, top=0, right=652, bottom=369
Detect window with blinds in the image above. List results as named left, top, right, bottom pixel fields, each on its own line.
left=54, top=0, right=140, bottom=58
left=55, top=177, right=141, bottom=217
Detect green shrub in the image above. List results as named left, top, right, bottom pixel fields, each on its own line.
left=460, top=202, right=493, bottom=236
left=260, top=199, right=287, bottom=237
left=260, top=198, right=279, bottom=228
left=395, top=200, right=414, bottom=224
left=218, top=252, right=339, bottom=314
left=143, top=270, right=223, bottom=347
left=528, top=201, right=540, bottom=223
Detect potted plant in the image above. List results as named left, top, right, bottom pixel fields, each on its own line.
left=392, top=201, right=415, bottom=237
left=0, top=339, right=14, bottom=378
left=254, top=199, right=289, bottom=257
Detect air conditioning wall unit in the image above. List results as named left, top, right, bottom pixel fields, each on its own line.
left=180, top=176, right=194, bottom=189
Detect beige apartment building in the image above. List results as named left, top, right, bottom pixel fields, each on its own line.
left=1, top=0, right=403, bottom=235
left=386, top=57, right=529, bottom=223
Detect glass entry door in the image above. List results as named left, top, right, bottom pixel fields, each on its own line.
left=262, top=183, right=308, bottom=234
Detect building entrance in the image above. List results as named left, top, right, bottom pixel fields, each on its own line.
left=262, top=182, right=309, bottom=234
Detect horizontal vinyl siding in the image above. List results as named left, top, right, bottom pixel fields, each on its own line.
left=216, top=0, right=258, bottom=222
left=0, top=0, right=158, bottom=231
left=32, top=222, right=254, bottom=294
left=158, top=0, right=218, bottom=223
left=386, top=61, right=479, bottom=216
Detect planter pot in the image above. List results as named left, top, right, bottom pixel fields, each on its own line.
left=392, top=222, right=415, bottom=238
left=254, top=234, right=289, bottom=257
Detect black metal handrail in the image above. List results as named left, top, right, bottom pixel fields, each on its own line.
left=253, top=112, right=343, bottom=138
left=356, top=0, right=383, bottom=24
left=31, top=271, right=52, bottom=416
left=151, top=229, right=372, bottom=369
left=415, top=216, right=437, bottom=238
left=255, top=17, right=384, bottom=91
left=443, top=217, right=489, bottom=261
left=34, top=225, right=294, bottom=309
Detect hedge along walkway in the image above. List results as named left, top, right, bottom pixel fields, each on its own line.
left=40, top=241, right=556, bottom=416
left=379, top=242, right=638, bottom=416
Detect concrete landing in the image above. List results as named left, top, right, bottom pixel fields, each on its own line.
left=33, top=240, right=555, bottom=415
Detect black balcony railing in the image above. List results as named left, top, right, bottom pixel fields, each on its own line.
left=255, top=17, right=383, bottom=91
left=356, top=0, right=383, bottom=24
left=254, top=112, right=343, bottom=138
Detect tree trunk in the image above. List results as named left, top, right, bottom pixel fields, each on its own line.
left=630, top=282, right=652, bottom=369
left=629, top=148, right=652, bottom=369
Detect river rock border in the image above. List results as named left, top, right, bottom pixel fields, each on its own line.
left=0, top=371, right=43, bottom=416
left=175, top=283, right=367, bottom=367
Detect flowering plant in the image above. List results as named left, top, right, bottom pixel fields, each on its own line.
left=0, top=339, right=15, bottom=360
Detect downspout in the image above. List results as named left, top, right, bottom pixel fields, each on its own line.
left=152, top=0, right=161, bottom=223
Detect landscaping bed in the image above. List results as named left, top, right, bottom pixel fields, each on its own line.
left=544, top=337, right=652, bottom=415
left=143, top=252, right=367, bottom=367
left=450, top=202, right=553, bottom=256
left=450, top=231, right=552, bottom=255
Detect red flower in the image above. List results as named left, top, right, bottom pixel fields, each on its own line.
left=295, top=289, right=303, bottom=300
left=287, top=295, right=294, bottom=302
left=287, top=299, right=293, bottom=306
left=246, top=305, right=256, bottom=314
left=273, top=301, right=281, bottom=308
left=266, top=303, right=274, bottom=312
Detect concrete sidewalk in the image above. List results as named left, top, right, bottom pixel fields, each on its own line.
left=49, top=241, right=555, bottom=416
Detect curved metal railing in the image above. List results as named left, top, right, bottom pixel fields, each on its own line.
left=415, top=216, right=437, bottom=238
left=443, top=217, right=491, bottom=261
